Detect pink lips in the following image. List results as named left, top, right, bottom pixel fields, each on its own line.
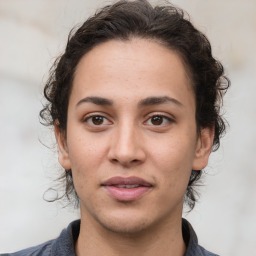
left=102, top=176, right=152, bottom=201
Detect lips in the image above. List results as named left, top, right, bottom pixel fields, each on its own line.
left=102, top=176, right=152, bottom=201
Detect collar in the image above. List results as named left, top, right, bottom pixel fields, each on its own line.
left=50, top=219, right=217, bottom=256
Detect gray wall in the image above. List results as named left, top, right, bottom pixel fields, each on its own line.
left=1, top=1, right=255, bottom=255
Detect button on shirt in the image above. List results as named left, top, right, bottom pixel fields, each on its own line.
left=1, top=219, right=219, bottom=256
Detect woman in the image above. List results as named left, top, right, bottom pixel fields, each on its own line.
left=2, top=0, right=229, bottom=255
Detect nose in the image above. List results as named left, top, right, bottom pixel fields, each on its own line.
left=107, top=122, right=146, bottom=168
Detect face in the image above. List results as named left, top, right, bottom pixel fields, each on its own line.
left=56, top=38, right=213, bottom=234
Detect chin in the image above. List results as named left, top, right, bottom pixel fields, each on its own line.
left=101, top=220, right=150, bottom=235
left=95, top=211, right=153, bottom=235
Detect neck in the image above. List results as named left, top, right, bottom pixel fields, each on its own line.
left=75, top=211, right=186, bottom=256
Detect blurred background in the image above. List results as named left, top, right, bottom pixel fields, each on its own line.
left=0, top=0, right=255, bottom=255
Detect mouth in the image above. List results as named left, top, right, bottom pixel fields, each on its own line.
left=101, top=176, right=153, bottom=202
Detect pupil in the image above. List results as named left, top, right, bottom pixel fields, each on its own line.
left=92, top=116, right=103, bottom=125
left=152, top=116, right=163, bottom=125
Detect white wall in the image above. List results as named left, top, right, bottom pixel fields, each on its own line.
left=1, top=1, right=255, bottom=255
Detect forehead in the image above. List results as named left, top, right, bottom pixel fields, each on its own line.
left=71, top=38, right=194, bottom=107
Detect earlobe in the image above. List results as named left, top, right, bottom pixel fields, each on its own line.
left=192, top=127, right=214, bottom=171
left=54, top=123, right=71, bottom=170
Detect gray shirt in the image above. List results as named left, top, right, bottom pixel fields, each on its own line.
left=1, top=219, right=219, bottom=256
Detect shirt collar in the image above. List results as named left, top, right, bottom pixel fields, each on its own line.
left=51, top=218, right=207, bottom=256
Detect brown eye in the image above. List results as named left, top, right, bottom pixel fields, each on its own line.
left=91, top=116, right=104, bottom=125
left=144, top=114, right=174, bottom=127
left=151, top=116, right=163, bottom=125
left=84, top=115, right=112, bottom=128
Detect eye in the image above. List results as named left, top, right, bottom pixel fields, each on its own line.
left=151, top=116, right=164, bottom=125
left=83, top=115, right=112, bottom=127
left=145, top=114, right=174, bottom=126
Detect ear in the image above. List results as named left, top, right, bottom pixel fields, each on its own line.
left=54, top=122, right=71, bottom=170
left=192, top=127, right=214, bottom=171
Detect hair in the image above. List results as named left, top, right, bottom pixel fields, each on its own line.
left=40, top=0, right=230, bottom=210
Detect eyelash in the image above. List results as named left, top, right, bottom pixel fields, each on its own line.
left=83, top=113, right=174, bottom=127
left=144, top=114, right=174, bottom=127
left=83, top=114, right=112, bottom=127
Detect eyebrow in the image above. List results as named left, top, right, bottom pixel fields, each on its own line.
left=138, top=96, right=183, bottom=107
left=76, top=96, right=113, bottom=107
left=76, top=96, right=183, bottom=108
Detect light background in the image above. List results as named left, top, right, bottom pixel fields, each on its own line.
left=0, top=0, right=255, bottom=255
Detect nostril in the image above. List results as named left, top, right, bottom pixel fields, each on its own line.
left=110, top=157, right=140, bottom=166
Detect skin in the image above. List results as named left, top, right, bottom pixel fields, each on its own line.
left=55, top=38, right=214, bottom=256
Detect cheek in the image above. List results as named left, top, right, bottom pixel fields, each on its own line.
left=151, top=133, right=196, bottom=165
left=66, top=134, right=105, bottom=188
left=67, top=128, right=105, bottom=164
left=148, top=133, right=196, bottom=184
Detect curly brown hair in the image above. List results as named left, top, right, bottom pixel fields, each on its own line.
left=40, top=0, right=230, bottom=210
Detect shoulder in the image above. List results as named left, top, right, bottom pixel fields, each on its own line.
left=1, top=220, right=80, bottom=256
left=182, top=218, right=220, bottom=256
left=197, top=245, right=220, bottom=256
left=198, top=246, right=220, bottom=256
left=0, top=240, right=53, bottom=256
